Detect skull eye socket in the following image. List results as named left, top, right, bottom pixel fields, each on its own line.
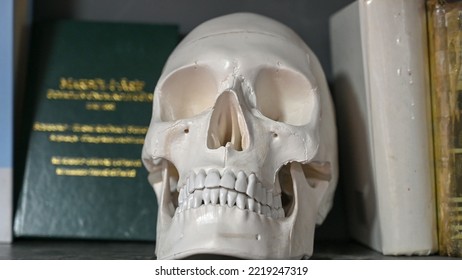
left=159, top=66, right=217, bottom=121
left=254, top=68, right=316, bottom=126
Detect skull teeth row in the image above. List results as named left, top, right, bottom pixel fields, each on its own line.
left=176, top=169, right=285, bottom=219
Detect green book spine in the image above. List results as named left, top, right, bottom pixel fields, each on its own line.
left=14, top=20, right=178, bottom=241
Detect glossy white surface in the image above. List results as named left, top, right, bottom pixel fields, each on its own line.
left=143, top=13, right=338, bottom=259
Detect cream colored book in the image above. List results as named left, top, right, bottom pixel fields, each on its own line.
left=330, top=0, right=438, bottom=255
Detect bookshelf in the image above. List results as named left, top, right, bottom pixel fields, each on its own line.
left=1, top=240, right=456, bottom=260
left=7, top=0, right=454, bottom=259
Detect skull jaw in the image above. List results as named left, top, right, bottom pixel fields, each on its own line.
left=154, top=162, right=324, bottom=260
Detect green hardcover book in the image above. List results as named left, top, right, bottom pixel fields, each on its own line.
left=14, top=20, right=178, bottom=240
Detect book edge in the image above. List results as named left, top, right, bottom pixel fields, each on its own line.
left=330, top=0, right=438, bottom=255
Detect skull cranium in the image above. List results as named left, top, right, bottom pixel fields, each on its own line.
left=142, top=13, right=338, bottom=259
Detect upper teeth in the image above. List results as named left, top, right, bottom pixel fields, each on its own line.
left=176, top=169, right=284, bottom=219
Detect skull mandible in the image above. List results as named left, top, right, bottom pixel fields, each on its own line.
left=142, top=13, right=338, bottom=259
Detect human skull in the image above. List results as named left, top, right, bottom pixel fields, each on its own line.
left=142, top=13, right=338, bottom=259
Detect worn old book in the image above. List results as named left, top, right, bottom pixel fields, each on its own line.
left=14, top=20, right=178, bottom=240
left=427, top=0, right=462, bottom=257
left=330, top=0, right=438, bottom=255
left=0, top=0, right=14, bottom=243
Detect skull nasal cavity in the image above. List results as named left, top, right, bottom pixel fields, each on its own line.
left=207, top=90, right=249, bottom=151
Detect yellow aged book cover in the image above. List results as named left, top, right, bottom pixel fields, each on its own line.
left=428, top=0, right=462, bottom=256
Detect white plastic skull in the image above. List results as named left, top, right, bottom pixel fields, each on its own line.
left=142, top=13, right=338, bottom=259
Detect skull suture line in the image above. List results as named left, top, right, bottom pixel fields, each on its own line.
left=142, top=13, right=338, bottom=259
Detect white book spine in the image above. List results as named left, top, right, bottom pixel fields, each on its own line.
left=330, top=0, right=437, bottom=255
